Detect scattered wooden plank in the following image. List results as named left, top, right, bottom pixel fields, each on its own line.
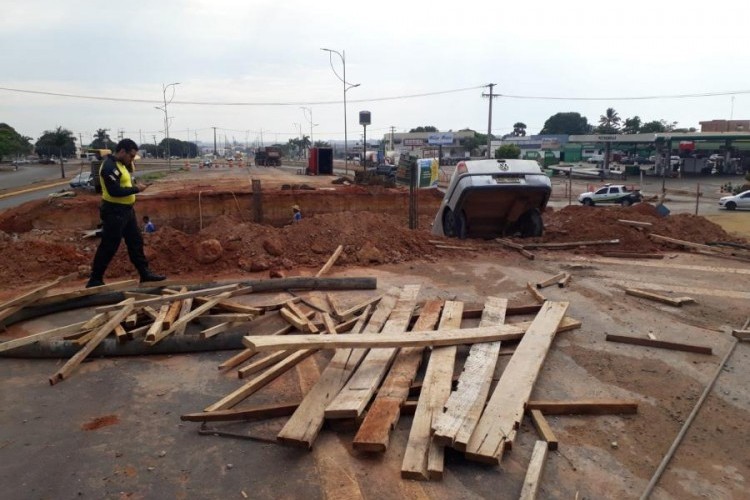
left=433, top=244, right=477, bottom=251
left=174, top=295, right=194, bottom=335
left=526, top=400, right=639, bottom=415
left=605, top=334, right=712, bottom=355
left=618, top=219, right=652, bottom=228
left=352, top=300, right=443, bottom=452
left=336, top=294, right=383, bottom=321
left=495, top=238, right=535, bottom=260
left=197, top=313, right=256, bottom=326
left=315, top=245, right=344, bottom=277
left=238, top=350, right=293, bottom=378
left=732, top=329, right=750, bottom=341
left=204, top=349, right=318, bottom=412
left=284, top=301, right=319, bottom=333
left=149, top=292, right=233, bottom=345
left=163, top=290, right=185, bottom=328
left=0, top=274, right=69, bottom=311
left=32, top=279, right=138, bottom=306
left=0, top=321, right=87, bottom=353
left=124, top=313, right=138, bottom=329
left=193, top=295, right=261, bottom=315
left=113, top=324, right=129, bottom=343
left=276, top=292, right=400, bottom=449
left=0, top=306, right=22, bottom=325
left=181, top=402, right=300, bottom=422
left=401, top=301, right=462, bottom=480
left=94, top=284, right=240, bottom=313
left=557, top=273, right=571, bottom=288
left=82, top=312, right=110, bottom=331
left=519, top=440, right=549, bottom=500
left=529, top=409, right=558, bottom=451
left=145, top=304, right=170, bottom=342
left=522, top=239, right=620, bottom=250
left=599, top=252, right=664, bottom=260
left=325, top=285, right=421, bottom=419
left=625, top=288, right=695, bottom=307
left=49, top=299, right=135, bottom=385
left=535, top=273, right=566, bottom=290
left=465, top=301, right=569, bottom=465
left=200, top=321, right=244, bottom=339
left=432, top=297, right=507, bottom=451
left=526, top=282, right=546, bottom=304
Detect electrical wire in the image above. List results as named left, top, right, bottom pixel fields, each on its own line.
left=499, top=90, right=750, bottom=101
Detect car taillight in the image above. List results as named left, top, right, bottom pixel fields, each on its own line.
left=456, top=162, right=467, bottom=175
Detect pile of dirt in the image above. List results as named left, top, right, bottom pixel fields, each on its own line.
left=541, top=204, right=744, bottom=253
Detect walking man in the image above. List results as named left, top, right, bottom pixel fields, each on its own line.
left=86, top=139, right=166, bottom=288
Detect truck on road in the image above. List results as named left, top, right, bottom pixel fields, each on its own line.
left=254, top=147, right=282, bottom=167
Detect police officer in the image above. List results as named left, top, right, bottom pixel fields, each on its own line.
left=86, top=139, right=166, bottom=288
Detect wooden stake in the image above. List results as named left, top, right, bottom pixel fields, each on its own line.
left=315, top=245, right=343, bottom=277
left=529, top=409, right=558, bottom=451
left=535, top=273, right=566, bottom=289
left=526, top=282, right=546, bottom=303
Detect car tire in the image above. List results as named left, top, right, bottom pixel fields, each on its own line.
left=443, top=208, right=457, bottom=238
left=582, top=198, right=594, bottom=206
left=519, top=209, right=544, bottom=238
left=621, top=198, right=632, bottom=207
left=726, top=201, right=737, bottom=211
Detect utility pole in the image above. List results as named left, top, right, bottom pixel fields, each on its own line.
left=482, top=83, right=498, bottom=159
left=212, top=127, right=217, bottom=156
left=152, top=135, right=157, bottom=158
left=390, top=126, right=396, bottom=151
left=139, top=129, right=143, bottom=145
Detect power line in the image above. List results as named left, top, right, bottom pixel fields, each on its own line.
left=499, top=90, right=750, bottom=101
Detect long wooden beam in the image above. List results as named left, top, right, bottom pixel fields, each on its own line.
left=526, top=399, right=639, bottom=415
left=606, top=334, right=712, bottom=355
left=0, top=321, right=87, bottom=353
left=181, top=402, right=300, bottom=422
left=519, top=440, right=549, bottom=500
left=94, top=284, right=240, bottom=313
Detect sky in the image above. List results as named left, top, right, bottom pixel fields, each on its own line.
left=1, top=0, right=749, bottom=148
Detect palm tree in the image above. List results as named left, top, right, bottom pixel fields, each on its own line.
left=512, top=122, right=527, bottom=137
left=598, top=108, right=621, bottom=133
left=91, top=128, right=114, bottom=150
left=50, top=127, right=76, bottom=178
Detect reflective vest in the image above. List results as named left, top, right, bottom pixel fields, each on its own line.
left=101, top=160, right=136, bottom=205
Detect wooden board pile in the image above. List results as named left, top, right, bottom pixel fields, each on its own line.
left=195, top=283, right=637, bottom=489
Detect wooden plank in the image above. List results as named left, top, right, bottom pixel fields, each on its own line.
left=94, top=284, right=240, bottom=313
left=82, top=312, right=110, bottom=330
left=557, top=273, right=571, bottom=288
left=526, top=400, right=639, bottom=415
left=605, top=334, right=712, bottom=355
left=113, top=324, right=129, bottom=343
left=197, top=313, right=256, bottom=326
left=163, top=289, right=185, bottom=328
left=145, top=304, right=170, bottom=342
left=285, top=301, right=319, bottom=333
left=315, top=245, right=344, bottom=277
left=401, top=301, right=462, bottom=480
left=522, top=239, right=619, bottom=250
left=0, top=275, right=68, bottom=311
left=465, top=301, right=569, bottom=465
left=732, top=329, right=750, bottom=341
left=0, top=306, right=22, bottom=325
left=495, top=238, right=535, bottom=260
left=625, top=288, right=695, bottom=307
left=246, top=325, right=525, bottom=352
left=280, top=306, right=315, bottom=333
left=49, top=299, right=135, bottom=385
left=432, top=297, right=508, bottom=451
left=238, top=350, right=293, bottom=378
left=519, top=440, right=549, bottom=500
left=148, top=292, right=233, bottom=345
left=336, top=294, right=383, bottom=321
left=216, top=311, right=294, bottom=371
left=0, top=321, right=87, bottom=353
left=325, top=285, right=421, bottom=419
left=181, top=402, right=300, bottom=422
left=193, top=296, right=262, bottom=315
left=276, top=290, right=402, bottom=448
left=174, top=296, right=193, bottom=335
left=352, top=300, right=443, bottom=452
left=599, top=251, right=664, bottom=259
left=204, top=349, right=317, bottom=412
left=618, top=219, right=652, bottom=228
left=32, top=279, right=138, bottom=306
left=526, top=283, right=546, bottom=304
left=535, top=273, right=566, bottom=289
left=529, top=409, right=558, bottom=451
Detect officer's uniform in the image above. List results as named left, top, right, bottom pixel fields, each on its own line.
left=89, top=155, right=150, bottom=283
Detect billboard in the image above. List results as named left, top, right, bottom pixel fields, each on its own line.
left=427, top=133, right=454, bottom=145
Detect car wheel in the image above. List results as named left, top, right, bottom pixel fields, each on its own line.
left=726, top=201, right=737, bottom=211
left=443, top=209, right=457, bottom=238
left=621, top=198, right=632, bottom=207
left=456, top=211, right=467, bottom=239
left=582, top=198, right=594, bottom=206
left=519, top=209, right=544, bottom=238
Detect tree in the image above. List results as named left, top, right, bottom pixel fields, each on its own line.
left=313, top=140, right=330, bottom=148
left=0, top=123, right=33, bottom=162
left=408, top=126, right=439, bottom=133
left=540, top=112, right=592, bottom=135
left=495, top=144, right=521, bottom=159
left=640, top=120, right=667, bottom=133
left=622, top=116, right=641, bottom=134
left=35, top=127, right=76, bottom=178
left=596, top=108, right=621, bottom=134
left=512, top=122, right=527, bottom=137
left=459, top=130, right=487, bottom=156
left=90, top=129, right=116, bottom=150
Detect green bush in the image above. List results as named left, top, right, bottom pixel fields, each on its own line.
left=495, top=144, right=521, bottom=160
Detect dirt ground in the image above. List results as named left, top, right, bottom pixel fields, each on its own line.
left=0, top=167, right=748, bottom=499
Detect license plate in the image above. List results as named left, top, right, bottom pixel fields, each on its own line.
left=494, top=177, right=522, bottom=184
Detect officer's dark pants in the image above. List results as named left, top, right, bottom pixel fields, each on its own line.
left=90, top=201, right=149, bottom=280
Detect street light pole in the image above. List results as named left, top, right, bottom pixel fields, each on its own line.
left=321, top=48, right=359, bottom=176
left=161, top=82, right=180, bottom=170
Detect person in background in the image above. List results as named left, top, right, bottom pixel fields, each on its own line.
left=292, top=204, right=302, bottom=223
left=143, top=215, right=156, bottom=233
left=86, top=138, right=166, bottom=288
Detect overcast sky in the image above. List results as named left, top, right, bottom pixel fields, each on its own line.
left=1, top=0, right=749, bottom=147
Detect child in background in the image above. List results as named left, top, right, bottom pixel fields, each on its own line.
left=143, top=215, right=156, bottom=233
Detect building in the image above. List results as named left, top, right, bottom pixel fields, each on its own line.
left=381, top=130, right=476, bottom=159
left=699, top=120, right=750, bottom=133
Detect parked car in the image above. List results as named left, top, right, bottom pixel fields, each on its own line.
left=374, top=163, right=397, bottom=178
left=69, top=172, right=93, bottom=189
left=578, top=184, right=642, bottom=207
left=587, top=154, right=604, bottom=164
left=718, top=190, right=750, bottom=210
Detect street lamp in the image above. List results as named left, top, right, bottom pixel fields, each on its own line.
left=160, top=82, right=180, bottom=170
left=321, top=48, right=359, bottom=175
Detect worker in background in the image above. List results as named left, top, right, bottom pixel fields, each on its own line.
left=143, top=215, right=156, bottom=233
left=292, top=204, right=302, bottom=223
left=86, top=139, right=166, bottom=288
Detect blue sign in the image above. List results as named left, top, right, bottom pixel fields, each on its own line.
left=427, top=133, right=454, bottom=145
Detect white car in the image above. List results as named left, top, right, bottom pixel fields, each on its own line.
left=432, top=159, right=551, bottom=239
left=718, top=190, right=750, bottom=210
left=578, top=184, right=642, bottom=206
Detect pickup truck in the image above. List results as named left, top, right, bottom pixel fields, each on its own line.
left=578, top=184, right=642, bottom=207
